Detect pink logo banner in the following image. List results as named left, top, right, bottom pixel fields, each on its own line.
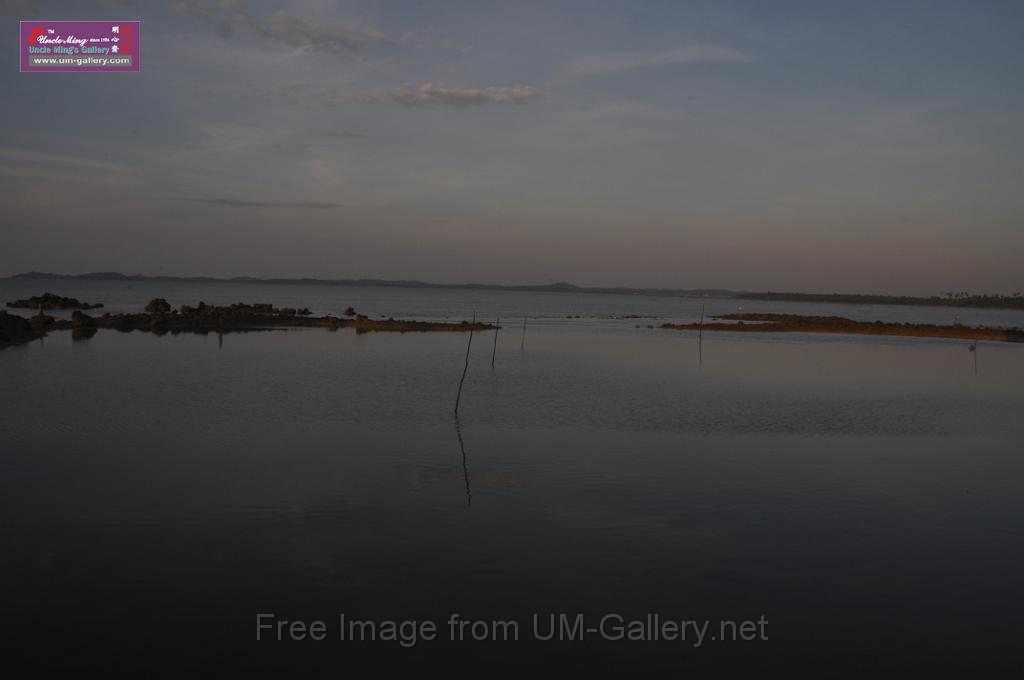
left=20, top=20, right=140, bottom=72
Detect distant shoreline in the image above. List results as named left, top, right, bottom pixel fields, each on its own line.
left=0, top=299, right=494, bottom=348
left=5, top=272, right=1023, bottom=311
left=735, top=291, right=1024, bottom=311
left=662, top=313, right=1024, bottom=343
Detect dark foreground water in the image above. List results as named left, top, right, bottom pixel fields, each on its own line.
left=2, top=283, right=1023, bottom=677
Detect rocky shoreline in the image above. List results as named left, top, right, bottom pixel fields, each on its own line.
left=1, top=298, right=496, bottom=348
left=661, top=313, right=1024, bottom=343
left=0, top=311, right=46, bottom=346
left=6, top=292, right=103, bottom=310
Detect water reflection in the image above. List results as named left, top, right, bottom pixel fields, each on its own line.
left=491, top=316, right=500, bottom=369
left=2, top=322, right=1024, bottom=676
left=454, top=415, right=472, bottom=507
left=698, top=302, right=705, bottom=370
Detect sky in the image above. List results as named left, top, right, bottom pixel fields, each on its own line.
left=1, top=0, right=1022, bottom=294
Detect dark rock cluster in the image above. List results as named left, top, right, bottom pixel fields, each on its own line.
left=71, top=310, right=98, bottom=340
left=7, top=293, right=103, bottom=310
left=2, top=297, right=494, bottom=348
left=155, top=300, right=492, bottom=335
left=144, top=298, right=172, bottom=313
left=0, top=310, right=43, bottom=346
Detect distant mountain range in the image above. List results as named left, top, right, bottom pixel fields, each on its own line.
left=8, top=272, right=1024, bottom=310
left=7, top=271, right=734, bottom=299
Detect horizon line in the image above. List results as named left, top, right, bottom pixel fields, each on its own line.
left=4, top=271, right=1022, bottom=303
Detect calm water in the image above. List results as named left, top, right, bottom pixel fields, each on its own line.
left=2, top=281, right=1023, bottom=677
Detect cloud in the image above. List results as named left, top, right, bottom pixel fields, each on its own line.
left=551, top=45, right=749, bottom=83
left=175, top=1, right=406, bottom=53
left=361, top=83, right=541, bottom=107
left=329, top=131, right=370, bottom=140
left=0, top=148, right=137, bottom=187
left=0, top=148, right=128, bottom=173
left=173, top=0, right=242, bottom=37
left=172, top=197, right=344, bottom=209
left=0, top=165, right=136, bottom=189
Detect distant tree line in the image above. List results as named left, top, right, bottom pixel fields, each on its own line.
left=737, top=291, right=1024, bottom=310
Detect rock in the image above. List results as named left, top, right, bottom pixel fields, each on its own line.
left=145, top=298, right=172, bottom=313
left=343, top=307, right=356, bottom=316
left=71, top=310, right=97, bottom=328
left=7, top=292, right=103, bottom=310
left=8, top=297, right=497, bottom=344
left=0, top=310, right=40, bottom=346
left=30, top=313, right=55, bottom=327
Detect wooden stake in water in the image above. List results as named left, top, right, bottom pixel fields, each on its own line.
left=454, top=312, right=475, bottom=415
left=491, top=316, right=500, bottom=368
left=521, top=317, right=527, bottom=351
left=698, top=303, right=705, bottom=367
left=454, top=414, right=472, bottom=507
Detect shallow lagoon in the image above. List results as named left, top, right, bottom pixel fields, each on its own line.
left=2, top=284, right=1022, bottom=676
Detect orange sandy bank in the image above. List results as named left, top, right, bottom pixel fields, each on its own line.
left=661, top=313, right=1024, bottom=343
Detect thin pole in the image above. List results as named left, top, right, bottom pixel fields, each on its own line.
left=491, top=316, right=500, bottom=368
left=698, top=303, right=705, bottom=367
left=454, top=312, right=475, bottom=415
left=520, top=316, right=527, bottom=351
left=455, top=414, right=472, bottom=507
